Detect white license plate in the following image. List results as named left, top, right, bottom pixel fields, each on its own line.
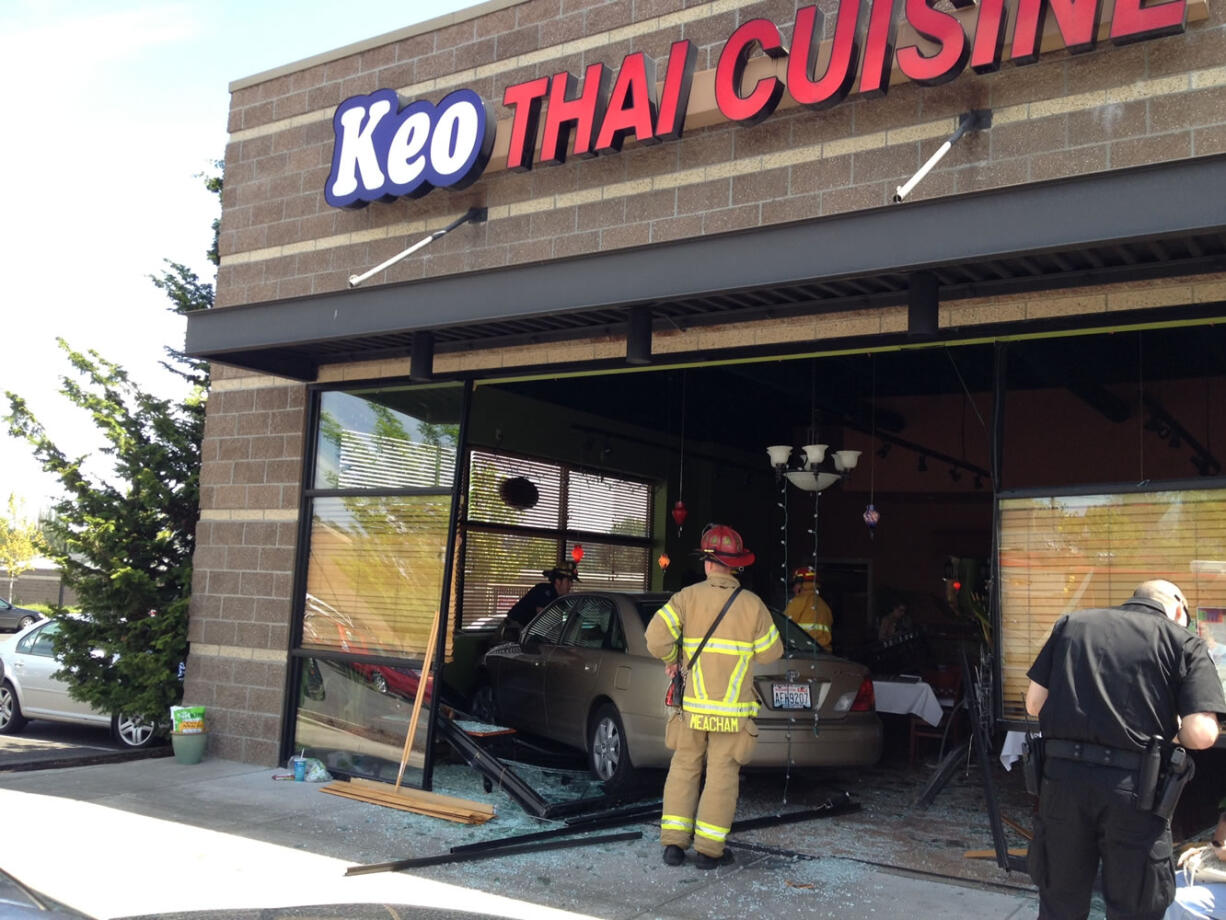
left=772, top=682, right=811, bottom=710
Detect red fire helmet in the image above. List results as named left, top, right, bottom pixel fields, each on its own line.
left=698, top=524, right=755, bottom=569
left=791, top=565, right=817, bottom=583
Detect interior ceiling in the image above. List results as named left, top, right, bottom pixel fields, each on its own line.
left=496, top=325, right=1226, bottom=456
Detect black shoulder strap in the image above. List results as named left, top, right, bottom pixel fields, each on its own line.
left=686, top=587, right=743, bottom=671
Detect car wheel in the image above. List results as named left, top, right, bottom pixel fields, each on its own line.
left=16, top=616, right=36, bottom=631
left=588, top=703, right=637, bottom=790
left=370, top=671, right=389, bottom=694
left=111, top=713, right=158, bottom=749
left=0, top=681, right=28, bottom=734
left=468, top=681, right=499, bottom=724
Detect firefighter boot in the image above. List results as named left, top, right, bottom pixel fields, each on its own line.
left=694, top=850, right=735, bottom=870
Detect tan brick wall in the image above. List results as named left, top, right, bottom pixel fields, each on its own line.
left=186, top=368, right=307, bottom=765
left=215, top=0, right=1226, bottom=308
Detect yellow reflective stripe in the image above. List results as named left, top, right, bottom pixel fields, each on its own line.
left=753, top=624, right=780, bottom=653
left=796, top=621, right=831, bottom=633
left=690, top=661, right=708, bottom=700
left=658, top=604, right=681, bottom=639
left=695, top=820, right=729, bottom=842
left=682, top=696, right=758, bottom=717
left=723, top=653, right=750, bottom=702
left=685, top=637, right=753, bottom=654
left=661, top=814, right=693, bottom=831
left=660, top=645, right=679, bottom=664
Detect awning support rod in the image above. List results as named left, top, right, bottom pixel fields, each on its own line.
left=894, top=110, right=992, bottom=203
left=348, top=207, right=487, bottom=288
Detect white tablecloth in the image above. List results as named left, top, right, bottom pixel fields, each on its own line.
left=872, top=679, right=943, bottom=726
left=1000, top=730, right=1036, bottom=770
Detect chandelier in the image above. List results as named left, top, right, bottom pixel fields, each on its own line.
left=766, top=443, right=861, bottom=491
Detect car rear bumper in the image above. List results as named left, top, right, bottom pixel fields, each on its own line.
left=625, top=710, right=883, bottom=770
left=753, top=714, right=883, bottom=767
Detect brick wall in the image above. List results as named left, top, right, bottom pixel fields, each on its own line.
left=184, top=364, right=306, bottom=765
left=215, top=0, right=1226, bottom=308
left=6, top=569, right=77, bottom=609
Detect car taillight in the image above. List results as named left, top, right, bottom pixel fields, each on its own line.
left=850, top=677, right=875, bottom=712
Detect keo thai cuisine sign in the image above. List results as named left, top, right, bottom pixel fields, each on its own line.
left=325, top=0, right=1189, bottom=208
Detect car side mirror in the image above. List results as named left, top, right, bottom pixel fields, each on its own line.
left=499, top=621, right=522, bottom=643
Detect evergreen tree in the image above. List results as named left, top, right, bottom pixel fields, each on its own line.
left=2, top=167, right=219, bottom=725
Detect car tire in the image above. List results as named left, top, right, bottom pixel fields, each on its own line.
left=588, top=703, right=637, bottom=790
left=16, top=616, right=36, bottom=631
left=0, top=681, right=28, bottom=734
left=468, top=681, right=499, bottom=724
left=111, top=713, right=158, bottom=749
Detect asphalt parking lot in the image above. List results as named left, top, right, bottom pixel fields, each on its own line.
left=0, top=720, right=170, bottom=771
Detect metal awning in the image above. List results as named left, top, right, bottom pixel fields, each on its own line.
left=185, top=154, right=1226, bottom=381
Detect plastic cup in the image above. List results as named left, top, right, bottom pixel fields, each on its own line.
left=293, top=757, right=306, bottom=781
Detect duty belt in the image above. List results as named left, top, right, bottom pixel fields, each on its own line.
left=1044, top=739, right=1143, bottom=771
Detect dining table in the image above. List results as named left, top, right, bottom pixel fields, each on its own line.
left=871, top=677, right=944, bottom=727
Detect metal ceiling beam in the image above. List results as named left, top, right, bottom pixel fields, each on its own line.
left=188, top=155, right=1226, bottom=378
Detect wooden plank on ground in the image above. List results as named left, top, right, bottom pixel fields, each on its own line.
left=347, top=777, right=495, bottom=816
left=320, top=780, right=494, bottom=824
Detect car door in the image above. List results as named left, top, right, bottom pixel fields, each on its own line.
left=11, top=621, right=96, bottom=720
left=543, top=595, right=617, bottom=746
left=491, top=599, right=573, bottom=734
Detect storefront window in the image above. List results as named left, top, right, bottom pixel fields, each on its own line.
left=461, top=449, right=654, bottom=630
left=302, top=495, right=452, bottom=658
left=998, top=484, right=1226, bottom=722
left=294, top=655, right=435, bottom=783
left=314, top=388, right=461, bottom=490
left=292, top=383, right=464, bottom=785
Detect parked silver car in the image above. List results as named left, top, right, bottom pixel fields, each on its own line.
left=0, top=618, right=157, bottom=748
left=470, top=591, right=882, bottom=788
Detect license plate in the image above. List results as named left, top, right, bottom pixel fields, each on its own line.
left=772, top=682, right=811, bottom=710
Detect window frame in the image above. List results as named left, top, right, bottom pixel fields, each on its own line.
left=459, top=447, right=657, bottom=631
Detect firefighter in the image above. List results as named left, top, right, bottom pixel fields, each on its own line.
left=646, top=523, right=782, bottom=869
left=784, top=565, right=833, bottom=651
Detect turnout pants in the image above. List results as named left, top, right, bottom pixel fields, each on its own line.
left=1030, top=766, right=1175, bottom=920
left=659, top=716, right=756, bottom=858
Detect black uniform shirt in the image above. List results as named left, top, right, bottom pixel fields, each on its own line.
left=1027, top=599, right=1226, bottom=752
left=505, top=582, right=557, bottom=627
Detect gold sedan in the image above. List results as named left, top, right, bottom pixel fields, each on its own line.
left=471, top=591, right=883, bottom=789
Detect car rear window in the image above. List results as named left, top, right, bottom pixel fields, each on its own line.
left=772, top=609, right=823, bottom=655
left=634, top=600, right=661, bottom=630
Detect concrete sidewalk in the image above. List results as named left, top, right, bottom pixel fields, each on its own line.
left=0, top=757, right=1039, bottom=919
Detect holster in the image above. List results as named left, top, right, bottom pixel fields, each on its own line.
left=1022, top=736, right=1044, bottom=797
left=1135, top=736, right=1163, bottom=812
left=1152, top=746, right=1195, bottom=821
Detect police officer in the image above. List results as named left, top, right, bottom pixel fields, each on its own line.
left=1026, top=579, right=1225, bottom=920
left=784, top=565, right=833, bottom=651
left=646, top=524, right=782, bottom=869
left=501, top=561, right=578, bottom=638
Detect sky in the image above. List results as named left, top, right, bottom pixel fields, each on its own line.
left=0, top=0, right=474, bottom=521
